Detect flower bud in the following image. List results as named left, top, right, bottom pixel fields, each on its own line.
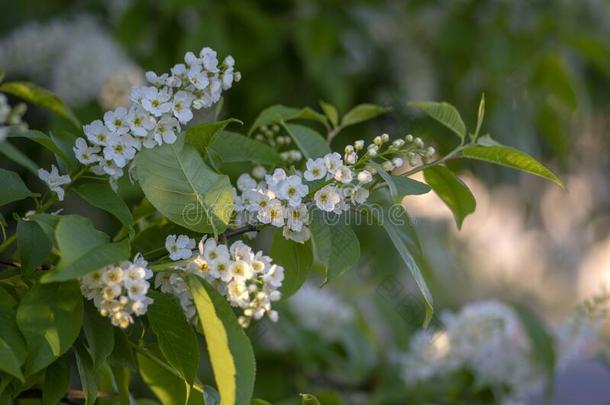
left=381, top=133, right=389, bottom=143
left=382, top=161, right=394, bottom=171
left=354, top=140, right=364, bottom=150
left=426, top=146, right=436, bottom=157
left=357, top=170, right=373, bottom=183
left=405, top=134, right=414, bottom=143
left=392, top=157, right=404, bottom=168
left=415, top=137, right=424, bottom=148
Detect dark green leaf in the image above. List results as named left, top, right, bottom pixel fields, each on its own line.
left=282, top=123, right=331, bottom=159
left=341, top=104, right=391, bottom=128
left=309, top=210, right=360, bottom=282
left=409, top=101, right=466, bottom=140
left=185, top=118, right=242, bottom=152
left=16, top=281, right=83, bottom=375
left=0, top=142, right=38, bottom=174
left=8, top=128, right=72, bottom=164
left=461, top=145, right=563, bottom=186
left=209, top=131, right=282, bottom=165
left=0, top=304, right=26, bottom=381
left=42, top=357, right=69, bottom=405
left=372, top=163, right=430, bottom=201
left=319, top=101, right=338, bottom=127
left=249, top=105, right=326, bottom=135
left=136, top=137, right=234, bottom=234
left=0, top=81, right=80, bottom=128
left=0, top=168, right=38, bottom=207
left=271, top=229, right=313, bottom=298
left=108, top=329, right=136, bottom=371
left=188, top=276, right=256, bottom=405
left=73, top=182, right=135, bottom=238
left=83, top=301, right=115, bottom=370
left=74, top=341, right=98, bottom=405
left=49, top=130, right=79, bottom=171
left=148, top=291, right=200, bottom=384
left=423, top=166, right=476, bottom=229
left=17, top=219, right=52, bottom=275
left=366, top=191, right=433, bottom=326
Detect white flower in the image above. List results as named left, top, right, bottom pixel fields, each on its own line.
left=200, top=47, right=219, bottom=72
left=172, top=90, right=194, bottom=124
left=334, top=166, right=353, bottom=184
left=103, top=133, right=138, bottom=168
left=324, top=152, right=343, bottom=175
left=202, top=238, right=231, bottom=264
left=229, top=260, right=253, bottom=282
left=302, top=159, right=324, bottom=182
left=314, top=185, right=342, bottom=212
left=73, top=137, right=101, bottom=164
left=357, top=170, right=373, bottom=184
left=258, top=199, right=285, bottom=227
left=252, top=165, right=267, bottom=180
left=126, top=105, right=155, bottom=137
left=277, top=175, right=309, bottom=207
left=165, top=234, right=196, bottom=261
left=286, top=204, right=309, bottom=232
left=263, top=264, right=284, bottom=288
left=103, top=106, right=129, bottom=134
left=38, top=165, right=71, bottom=201
left=126, top=279, right=150, bottom=300
left=351, top=187, right=370, bottom=205
left=101, top=266, right=124, bottom=286
left=227, top=280, right=249, bottom=307
left=187, top=65, right=209, bottom=90
left=152, top=116, right=180, bottom=145
left=283, top=226, right=310, bottom=243
left=141, top=86, right=172, bottom=117
left=264, top=168, right=287, bottom=194
left=236, top=173, right=257, bottom=192
left=243, top=189, right=270, bottom=212
left=145, top=71, right=169, bottom=86
left=84, top=119, right=110, bottom=146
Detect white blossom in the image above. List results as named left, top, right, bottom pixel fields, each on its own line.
left=38, top=165, right=71, bottom=201
left=165, top=234, right=196, bottom=261
left=314, top=185, right=342, bottom=212
left=73, top=137, right=101, bottom=164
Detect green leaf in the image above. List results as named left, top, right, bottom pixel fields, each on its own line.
left=83, top=301, right=115, bottom=370
left=74, top=341, right=98, bottom=405
left=409, top=101, right=466, bottom=140
left=185, top=118, right=243, bottom=152
left=0, top=81, right=80, bottom=128
left=0, top=304, right=27, bottom=382
left=282, top=123, right=331, bottom=159
left=252, top=399, right=272, bottom=405
left=108, top=329, right=136, bottom=371
left=461, top=144, right=563, bottom=187
left=147, top=291, right=200, bottom=384
left=371, top=163, right=430, bottom=201
left=111, top=366, right=131, bottom=405
left=319, top=101, right=338, bottom=127
left=7, top=128, right=72, bottom=165
left=309, top=210, right=360, bottom=282
left=0, top=168, right=38, bottom=207
left=209, top=131, right=282, bottom=166
left=513, top=304, right=556, bottom=396
left=271, top=229, right=313, bottom=298
left=17, top=218, right=53, bottom=275
left=137, top=348, right=204, bottom=405
left=49, top=130, right=79, bottom=171
left=365, top=191, right=433, bottom=326
left=474, top=93, right=485, bottom=139
left=73, top=182, right=135, bottom=238
left=136, top=137, right=234, bottom=235
left=300, top=394, right=321, bottom=405
left=187, top=276, right=255, bottom=405
left=341, top=104, right=391, bottom=128
left=16, top=281, right=83, bottom=375
left=42, top=357, right=70, bottom=405
left=0, top=142, right=38, bottom=174
left=249, top=105, right=327, bottom=135
left=423, top=166, right=476, bottom=229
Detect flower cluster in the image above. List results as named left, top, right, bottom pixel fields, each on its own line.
left=232, top=152, right=371, bottom=242
left=0, top=15, right=140, bottom=106
left=73, top=46, right=240, bottom=187
left=156, top=234, right=283, bottom=328
left=254, top=124, right=302, bottom=164
left=37, top=165, right=71, bottom=201
left=0, top=93, right=27, bottom=142
left=401, top=301, right=543, bottom=402
left=80, top=254, right=154, bottom=329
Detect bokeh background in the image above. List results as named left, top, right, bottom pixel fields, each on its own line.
left=1, top=0, right=609, bottom=404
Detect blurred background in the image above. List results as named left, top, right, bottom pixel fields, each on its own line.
left=1, top=0, right=609, bottom=403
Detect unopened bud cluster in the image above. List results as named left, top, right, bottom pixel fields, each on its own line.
left=254, top=124, right=302, bottom=164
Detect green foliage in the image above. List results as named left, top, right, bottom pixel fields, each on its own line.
left=341, top=104, right=391, bottom=128
left=82, top=302, right=115, bottom=370
left=461, top=144, right=563, bottom=186
left=42, top=357, right=69, bottom=405
left=147, top=290, right=200, bottom=384
left=185, top=118, right=243, bottom=153
left=372, top=162, right=430, bottom=202
left=188, top=276, right=256, bottom=405
left=136, top=136, right=234, bottom=235
left=249, top=105, right=327, bottom=135
left=423, top=166, right=476, bottom=229
left=208, top=131, right=282, bottom=166
left=282, top=123, right=331, bottom=159
left=17, top=218, right=52, bottom=275
left=0, top=142, right=38, bottom=174
left=300, top=393, right=321, bottom=405
left=0, top=81, right=80, bottom=128
left=309, top=210, right=360, bottom=282
left=0, top=168, right=37, bottom=207
left=271, top=229, right=313, bottom=297
left=74, top=341, right=98, bottom=405
left=0, top=304, right=27, bottom=382
left=16, top=281, right=83, bottom=375
left=409, top=101, right=467, bottom=141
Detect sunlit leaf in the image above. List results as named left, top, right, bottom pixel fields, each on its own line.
left=341, top=104, right=391, bottom=128
left=249, top=105, right=327, bottom=134
left=424, top=165, right=476, bottom=229
left=409, top=101, right=466, bottom=140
